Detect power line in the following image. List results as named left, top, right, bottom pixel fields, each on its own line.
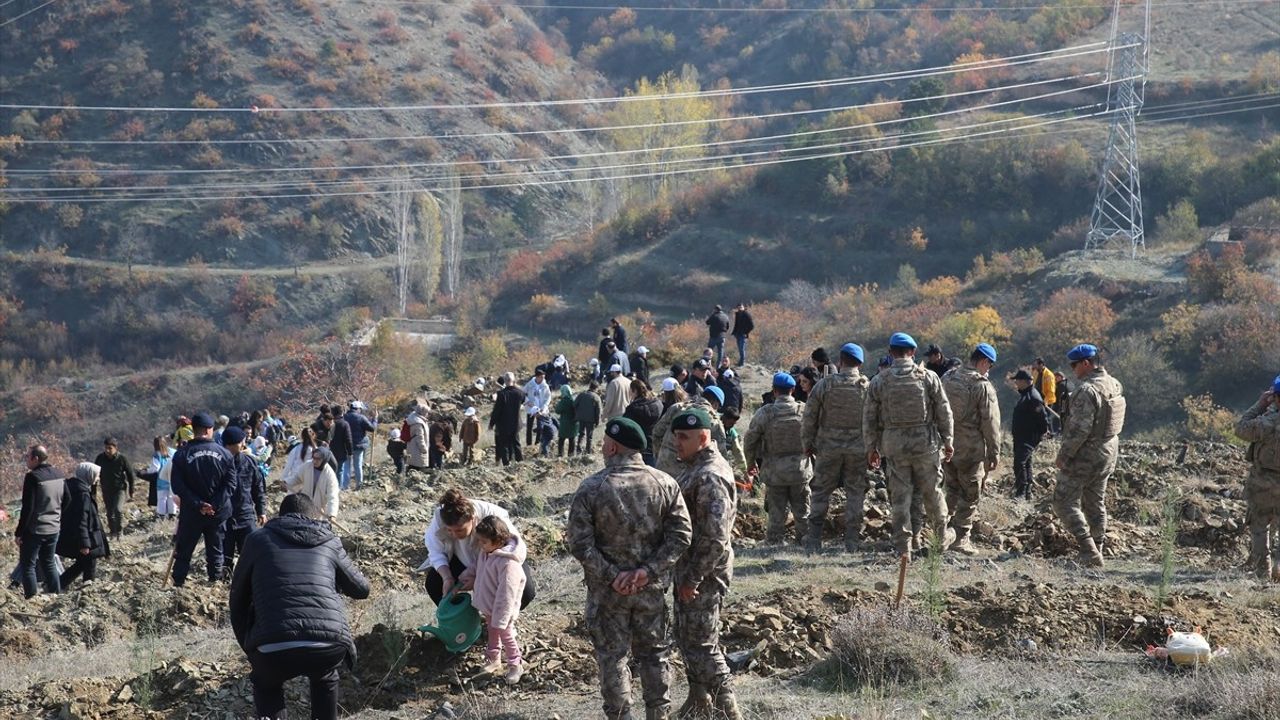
left=345, top=0, right=1276, bottom=14
left=0, top=0, right=61, bottom=28
left=8, top=72, right=1106, bottom=178
left=0, top=42, right=1116, bottom=114
left=2, top=95, right=1272, bottom=203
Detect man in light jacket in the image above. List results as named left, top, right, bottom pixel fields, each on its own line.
left=523, top=369, right=552, bottom=448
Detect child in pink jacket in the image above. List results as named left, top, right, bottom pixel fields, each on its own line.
left=469, top=515, right=527, bottom=684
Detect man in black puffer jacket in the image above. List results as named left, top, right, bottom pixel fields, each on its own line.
left=230, top=493, right=370, bottom=720
left=220, top=426, right=266, bottom=578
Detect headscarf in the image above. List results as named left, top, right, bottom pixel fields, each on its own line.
left=559, top=385, right=573, bottom=403
left=312, top=447, right=334, bottom=465
left=76, top=462, right=102, bottom=485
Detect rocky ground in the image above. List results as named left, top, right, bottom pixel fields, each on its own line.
left=1, top=373, right=1278, bottom=719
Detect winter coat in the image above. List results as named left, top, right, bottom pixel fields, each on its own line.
left=432, top=421, right=453, bottom=453
left=286, top=451, right=340, bottom=519
left=230, top=514, right=370, bottom=665
left=574, top=389, right=603, bottom=427
left=460, top=417, right=481, bottom=446
left=147, top=450, right=175, bottom=492
left=603, top=375, right=631, bottom=420
left=405, top=412, right=430, bottom=469
left=328, top=417, right=355, bottom=462
left=93, top=451, right=137, bottom=496
left=597, top=337, right=614, bottom=370
left=731, top=309, right=754, bottom=338
left=1012, top=386, right=1050, bottom=446
left=608, top=349, right=631, bottom=376
left=228, top=451, right=267, bottom=530
left=169, top=438, right=235, bottom=521
left=420, top=499, right=520, bottom=572
left=469, top=536, right=528, bottom=631
left=386, top=438, right=406, bottom=460
left=490, top=386, right=525, bottom=436
left=706, top=311, right=730, bottom=340
left=57, top=468, right=110, bottom=560
left=1033, top=367, right=1057, bottom=407
left=718, top=375, right=743, bottom=413
left=629, top=353, right=650, bottom=384
left=624, top=396, right=665, bottom=450
left=555, top=387, right=579, bottom=439
left=343, top=410, right=377, bottom=449
left=523, top=378, right=552, bottom=418
left=16, top=463, right=66, bottom=538
left=281, top=444, right=315, bottom=489
left=612, top=325, right=628, bottom=353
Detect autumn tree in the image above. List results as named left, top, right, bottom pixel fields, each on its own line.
left=1030, top=288, right=1117, bottom=355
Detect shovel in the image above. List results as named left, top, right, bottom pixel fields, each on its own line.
left=893, top=553, right=909, bottom=610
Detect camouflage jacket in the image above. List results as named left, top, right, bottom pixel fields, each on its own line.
left=802, top=367, right=870, bottom=457
left=568, top=453, right=692, bottom=593
left=864, top=358, right=954, bottom=459
left=654, top=397, right=728, bottom=468
left=1056, top=368, right=1125, bottom=465
left=942, top=364, right=1002, bottom=465
left=1236, top=400, right=1280, bottom=473
left=743, top=394, right=812, bottom=486
left=674, top=446, right=736, bottom=596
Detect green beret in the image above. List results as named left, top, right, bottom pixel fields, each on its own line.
left=672, top=407, right=713, bottom=431
left=604, top=416, right=647, bottom=451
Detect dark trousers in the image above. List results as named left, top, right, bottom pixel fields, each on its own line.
left=103, top=485, right=126, bottom=536
left=19, top=533, right=60, bottom=598
left=222, top=523, right=253, bottom=576
left=734, top=334, right=747, bottom=366
left=429, top=447, right=445, bottom=469
left=247, top=644, right=347, bottom=720
left=496, top=431, right=522, bottom=466
left=1013, top=442, right=1036, bottom=498
left=172, top=513, right=226, bottom=587
left=576, top=424, right=596, bottom=455
left=558, top=433, right=575, bottom=457
left=708, top=336, right=726, bottom=365
left=525, top=417, right=536, bottom=446
left=392, top=455, right=405, bottom=474
left=60, top=555, right=97, bottom=588
left=424, top=554, right=537, bottom=609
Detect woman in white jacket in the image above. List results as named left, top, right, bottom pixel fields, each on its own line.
left=417, top=487, right=536, bottom=609
left=286, top=446, right=340, bottom=519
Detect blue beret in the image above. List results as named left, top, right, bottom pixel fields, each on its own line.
left=221, top=425, right=246, bottom=446
left=772, top=372, right=797, bottom=389
left=975, top=343, right=997, bottom=363
left=191, top=411, right=217, bottom=429
left=702, top=385, right=725, bottom=405
left=840, top=343, right=865, bottom=364
left=889, top=332, right=917, bottom=349
left=1273, top=374, right=1280, bottom=394
left=1066, top=344, right=1099, bottom=362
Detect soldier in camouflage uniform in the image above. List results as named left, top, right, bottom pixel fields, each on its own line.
left=653, top=391, right=728, bottom=478
left=864, top=333, right=953, bottom=557
left=744, top=373, right=812, bottom=544
left=802, top=343, right=873, bottom=552
left=941, top=343, right=1002, bottom=556
left=669, top=408, right=742, bottom=720
left=1053, top=344, right=1125, bottom=569
left=1233, top=375, right=1280, bottom=582
left=568, top=417, right=693, bottom=720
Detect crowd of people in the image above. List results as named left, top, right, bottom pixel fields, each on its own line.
left=10, top=300, right=1280, bottom=720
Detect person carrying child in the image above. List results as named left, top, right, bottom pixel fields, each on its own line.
left=468, top=515, right=528, bottom=685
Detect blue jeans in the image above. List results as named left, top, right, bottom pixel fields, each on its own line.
left=341, top=446, right=367, bottom=490
left=19, top=533, right=60, bottom=598
left=708, top=337, right=725, bottom=366
left=734, top=334, right=747, bottom=365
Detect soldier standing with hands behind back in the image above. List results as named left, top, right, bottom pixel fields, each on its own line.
left=568, top=417, right=692, bottom=720
left=670, top=408, right=741, bottom=720
left=1233, top=375, right=1280, bottom=582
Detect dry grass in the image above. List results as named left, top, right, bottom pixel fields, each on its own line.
left=809, top=607, right=955, bottom=691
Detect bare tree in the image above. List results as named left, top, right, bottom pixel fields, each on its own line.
left=392, top=174, right=416, bottom=316
left=416, top=191, right=444, bottom=307
left=118, top=224, right=143, bottom=279
left=439, top=170, right=464, bottom=297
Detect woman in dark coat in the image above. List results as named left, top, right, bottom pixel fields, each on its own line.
left=623, top=379, right=664, bottom=467
left=58, top=462, right=111, bottom=588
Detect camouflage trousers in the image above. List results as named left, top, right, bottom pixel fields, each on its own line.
left=1052, top=444, right=1117, bottom=546
left=586, top=589, right=673, bottom=719
left=1245, top=468, right=1280, bottom=579
left=943, top=459, right=984, bottom=538
left=765, top=482, right=810, bottom=544
left=806, top=451, right=871, bottom=546
left=674, top=589, right=730, bottom=691
left=884, top=454, right=948, bottom=555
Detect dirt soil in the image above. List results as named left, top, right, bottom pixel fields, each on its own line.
left=1, top=387, right=1277, bottom=720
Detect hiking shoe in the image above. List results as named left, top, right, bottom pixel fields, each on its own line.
left=1079, top=538, right=1105, bottom=568
left=949, top=535, right=979, bottom=556
left=504, top=663, right=524, bottom=685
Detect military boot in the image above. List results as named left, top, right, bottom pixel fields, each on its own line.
left=1078, top=537, right=1105, bottom=568
left=949, top=532, right=978, bottom=556
left=676, top=685, right=713, bottom=719
left=711, top=687, right=743, bottom=720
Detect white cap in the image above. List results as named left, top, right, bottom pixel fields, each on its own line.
left=351, top=400, right=366, bottom=410
left=637, top=346, right=649, bottom=355
left=474, top=377, right=486, bottom=387
left=723, top=369, right=735, bottom=379
left=464, top=407, right=477, bottom=417
left=589, top=358, right=600, bottom=366
left=662, top=377, right=679, bottom=392
left=609, top=363, right=623, bottom=373
left=390, top=428, right=401, bottom=440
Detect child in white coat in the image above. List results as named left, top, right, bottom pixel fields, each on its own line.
left=468, top=515, right=527, bottom=685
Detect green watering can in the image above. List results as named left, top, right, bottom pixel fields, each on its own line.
left=418, top=589, right=483, bottom=653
